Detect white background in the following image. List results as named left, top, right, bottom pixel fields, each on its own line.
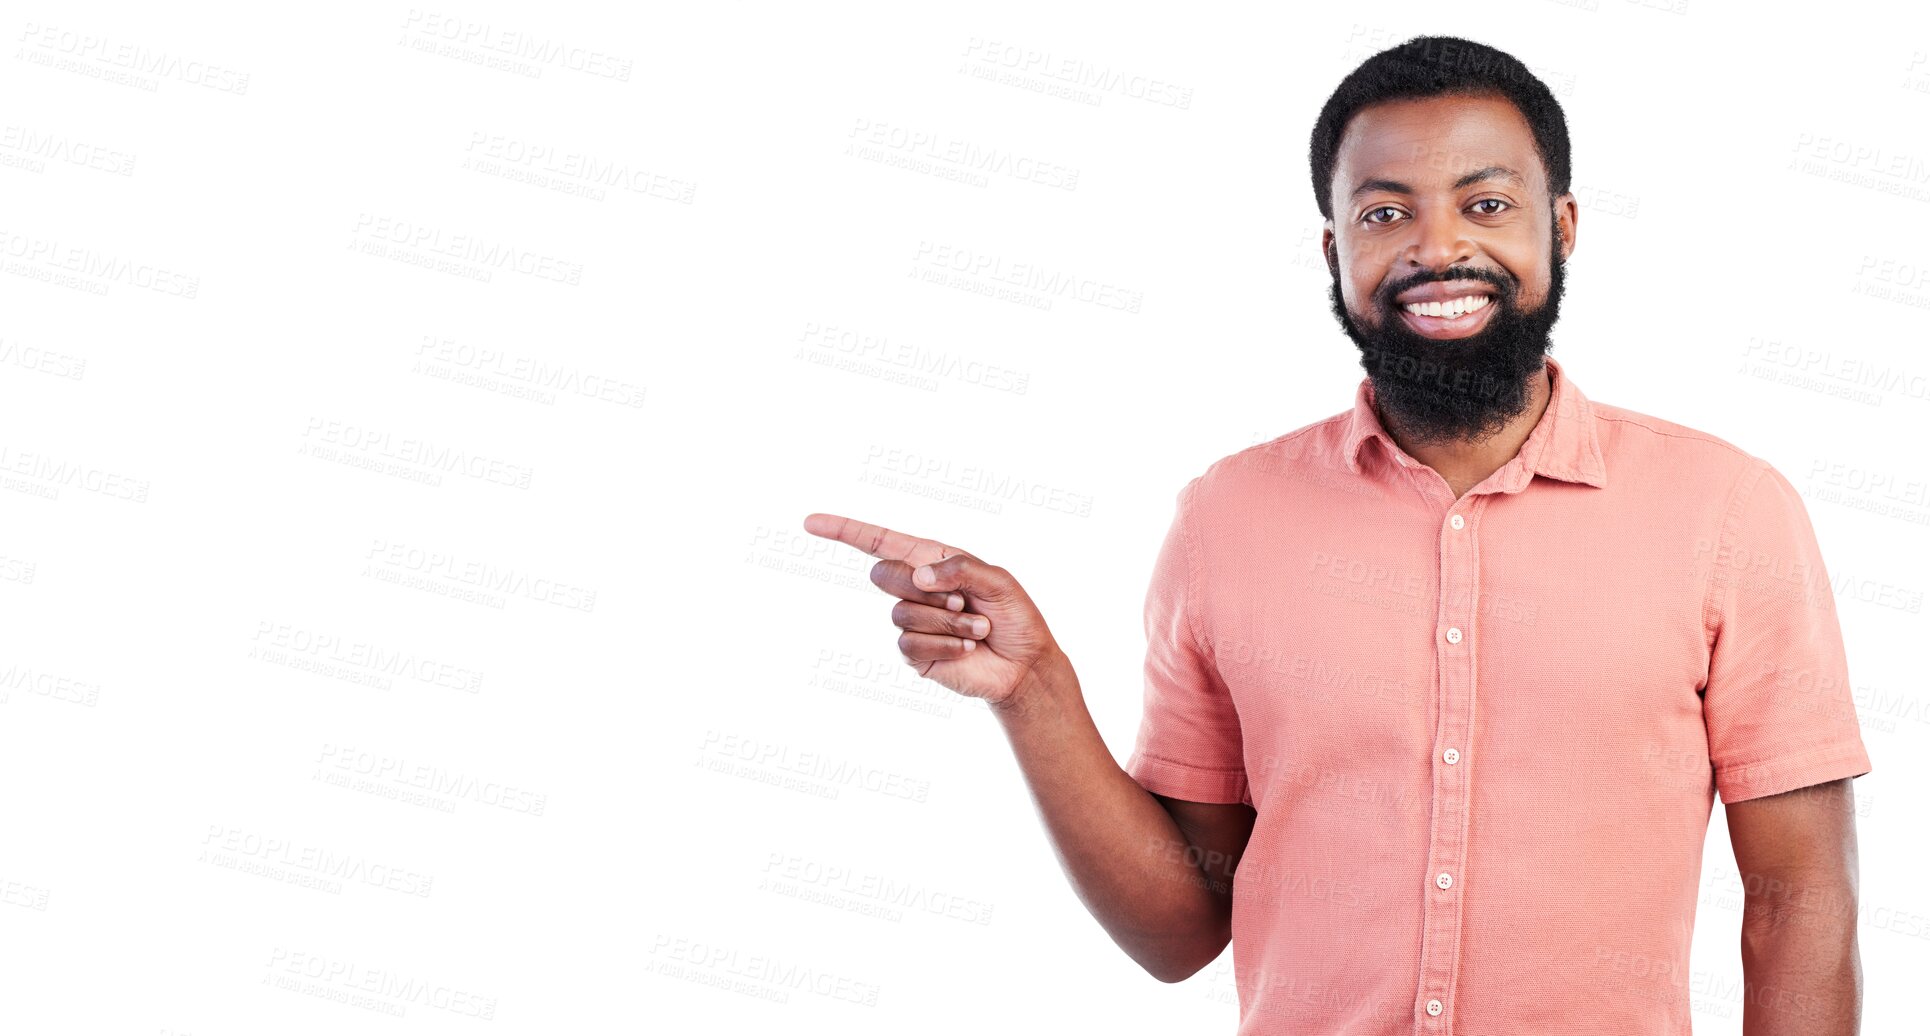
left=3, top=1, right=1927, bottom=1032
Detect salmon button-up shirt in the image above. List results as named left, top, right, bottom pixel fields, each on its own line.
left=1125, top=355, right=1873, bottom=1035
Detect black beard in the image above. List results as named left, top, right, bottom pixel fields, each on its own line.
left=1327, top=221, right=1567, bottom=446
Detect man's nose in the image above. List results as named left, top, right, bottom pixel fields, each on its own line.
left=1402, top=209, right=1475, bottom=270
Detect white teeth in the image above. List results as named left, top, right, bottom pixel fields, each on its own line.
left=1404, top=294, right=1490, bottom=319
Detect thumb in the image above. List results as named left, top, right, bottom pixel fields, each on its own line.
left=913, top=552, right=1012, bottom=603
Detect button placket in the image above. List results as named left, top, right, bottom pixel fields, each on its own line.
left=1415, top=501, right=1479, bottom=1031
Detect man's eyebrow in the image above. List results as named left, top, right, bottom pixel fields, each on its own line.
left=1453, top=165, right=1526, bottom=190
left=1348, top=165, right=1528, bottom=201
left=1349, top=177, right=1412, bottom=200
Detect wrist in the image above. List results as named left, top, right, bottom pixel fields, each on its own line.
left=992, top=648, right=1075, bottom=721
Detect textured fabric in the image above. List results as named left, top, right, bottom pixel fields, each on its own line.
left=1124, top=355, right=1873, bottom=1035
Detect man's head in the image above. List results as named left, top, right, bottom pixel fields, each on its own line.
left=1311, top=37, right=1579, bottom=446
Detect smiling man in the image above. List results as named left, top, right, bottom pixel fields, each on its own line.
left=1318, top=59, right=1579, bottom=495
left=805, top=33, right=1872, bottom=1036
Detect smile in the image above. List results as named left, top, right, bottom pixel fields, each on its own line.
left=1397, top=294, right=1495, bottom=339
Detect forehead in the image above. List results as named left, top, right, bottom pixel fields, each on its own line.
left=1333, top=93, right=1545, bottom=200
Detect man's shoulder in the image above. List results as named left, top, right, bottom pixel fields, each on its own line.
left=1586, top=398, right=1767, bottom=482
left=1176, top=409, right=1359, bottom=508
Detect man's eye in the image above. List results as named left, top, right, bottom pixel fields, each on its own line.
left=1363, top=206, right=1402, bottom=224
left=1471, top=198, right=1510, bottom=216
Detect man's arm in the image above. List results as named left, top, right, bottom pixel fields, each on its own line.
left=800, top=511, right=1256, bottom=983
left=995, top=652, right=1256, bottom=983
left=1724, top=777, right=1862, bottom=1035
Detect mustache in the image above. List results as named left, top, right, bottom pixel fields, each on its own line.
left=1377, top=267, right=1515, bottom=308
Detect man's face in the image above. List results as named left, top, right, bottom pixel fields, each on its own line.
left=1320, top=93, right=1579, bottom=446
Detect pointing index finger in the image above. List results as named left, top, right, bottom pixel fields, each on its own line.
left=802, top=512, right=959, bottom=568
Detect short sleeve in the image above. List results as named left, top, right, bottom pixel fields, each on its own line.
left=1123, top=477, right=1249, bottom=805
left=1702, top=458, right=1873, bottom=804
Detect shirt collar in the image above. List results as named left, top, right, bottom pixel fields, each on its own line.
left=1341, top=354, right=1608, bottom=492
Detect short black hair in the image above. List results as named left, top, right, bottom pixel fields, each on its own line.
left=1309, top=35, right=1571, bottom=223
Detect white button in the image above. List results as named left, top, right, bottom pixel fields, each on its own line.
left=1426, top=998, right=1443, bottom=1016
left=1443, top=748, right=1459, bottom=764
left=1445, top=627, right=1462, bottom=644
left=1449, top=514, right=1465, bottom=530
left=1436, top=872, right=1453, bottom=890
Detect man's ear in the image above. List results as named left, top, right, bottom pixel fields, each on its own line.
left=1553, top=193, right=1578, bottom=261
left=1321, top=223, right=1339, bottom=277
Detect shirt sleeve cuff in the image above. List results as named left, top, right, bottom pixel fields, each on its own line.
left=1714, top=740, right=1873, bottom=804
left=1125, top=750, right=1249, bottom=805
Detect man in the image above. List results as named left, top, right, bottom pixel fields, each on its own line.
left=805, top=35, right=1872, bottom=1035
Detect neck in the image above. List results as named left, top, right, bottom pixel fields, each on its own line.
left=1378, top=361, right=1552, bottom=498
